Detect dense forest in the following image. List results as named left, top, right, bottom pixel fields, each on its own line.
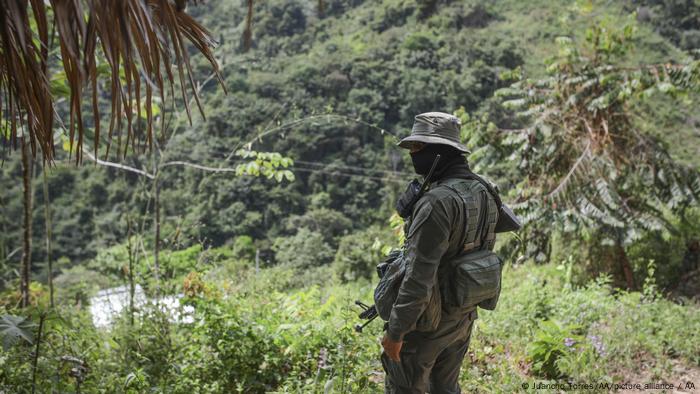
left=1, top=0, right=700, bottom=392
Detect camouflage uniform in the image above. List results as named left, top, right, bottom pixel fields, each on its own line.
left=382, top=112, right=497, bottom=394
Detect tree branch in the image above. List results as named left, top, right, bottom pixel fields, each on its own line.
left=82, top=150, right=154, bottom=179
left=160, top=160, right=239, bottom=173
left=548, top=141, right=591, bottom=198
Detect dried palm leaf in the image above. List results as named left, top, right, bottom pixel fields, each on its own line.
left=0, top=0, right=223, bottom=163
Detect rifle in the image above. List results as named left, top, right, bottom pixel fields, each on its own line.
left=354, top=155, right=441, bottom=333
left=354, top=258, right=393, bottom=332
left=354, top=301, right=379, bottom=333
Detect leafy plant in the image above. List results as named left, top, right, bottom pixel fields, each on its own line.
left=497, top=15, right=700, bottom=286
left=273, top=228, right=335, bottom=268
left=235, top=149, right=295, bottom=182
left=332, top=226, right=388, bottom=282
left=527, top=320, right=585, bottom=379
left=642, top=259, right=660, bottom=301
left=0, top=314, right=35, bottom=350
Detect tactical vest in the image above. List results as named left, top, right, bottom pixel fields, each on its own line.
left=435, top=177, right=503, bottom=311
left=437, top=177, right=498, bottom=253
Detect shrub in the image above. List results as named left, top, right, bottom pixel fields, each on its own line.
left=332, top=227, right=389, bottom=282
left=527, top=320, right=594, bottom=379
left=273, top=228, right=335, bottom=268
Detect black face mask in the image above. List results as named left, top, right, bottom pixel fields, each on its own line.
left=410, top=148, right=437, bottom=175
left=410, top=144, right=461, bottom=176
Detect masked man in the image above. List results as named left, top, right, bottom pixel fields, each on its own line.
left=380, top=112, right=501, bottom=393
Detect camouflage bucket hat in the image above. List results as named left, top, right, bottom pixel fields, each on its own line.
left=397, top=112, right=470, bottom=153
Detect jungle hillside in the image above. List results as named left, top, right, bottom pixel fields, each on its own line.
left=1, top=0, right=700, bottom=392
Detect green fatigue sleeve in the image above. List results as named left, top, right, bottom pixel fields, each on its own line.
left=387, top=195, right=451, bottom=342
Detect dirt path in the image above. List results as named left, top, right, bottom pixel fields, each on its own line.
left=617, top=358, right=700, bottom=394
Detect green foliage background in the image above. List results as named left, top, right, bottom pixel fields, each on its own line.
left=3, top=0, right=698, bottom=289
left=1, top=0, right=700, bottom=392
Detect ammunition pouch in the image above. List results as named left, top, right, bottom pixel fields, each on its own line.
left=438, top=177, right=504, bottom=311
left=448, top=249, right=503, bottom=311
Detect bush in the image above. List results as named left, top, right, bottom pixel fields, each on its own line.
left=2, top=260, right=699, bottom=392
left=284, top=208, right=352, bottom=245
left=160, top=245, right=205, bottom=280
left=54, top=266, right=111, bottom=306
left=332, top=226, right=389, bottom=282
left=273, top=228, right=335, bottom=268
left=231, top=235, right=255, bottom=262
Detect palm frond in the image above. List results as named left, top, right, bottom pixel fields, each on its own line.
left=0, top=0, right=222, bottom=162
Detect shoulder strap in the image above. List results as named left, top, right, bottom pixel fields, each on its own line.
left=437, top=179, right=482, bottom=253
left=482, top=188, right=498, bottom=250
left=466, top=173, right=503, bottom=210
left=468, top=174, right=499, bottom=250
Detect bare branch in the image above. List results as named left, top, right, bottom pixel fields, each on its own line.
left=160, top=160, right=238, bottom=173
left=82, top=150, right=154, bottom=179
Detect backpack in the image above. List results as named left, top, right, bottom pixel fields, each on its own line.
left=373, top=248, right=444, bottom=332
left=438, top=177, right=503, bottom=311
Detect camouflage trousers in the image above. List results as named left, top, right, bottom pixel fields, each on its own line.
left=381, top=309, right=477, bottom=394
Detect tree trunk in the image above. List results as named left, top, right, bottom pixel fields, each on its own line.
left=153, top=174, right=161, bottom=294
left=0, top=192, right=6, bottom=277
left=42, top=165, right=54, bottom=307
left=151, top=135, right=161, bottom=295
left=126, top=215, right=135, bottom=326
left=255, top=248, right=260, bottom=274
left=31, top=313, right=46, bottom=394
left=242, top=0, right=254, bottom=51
left=617, top=239, right=635, bottom=290
left=20, top=139, right=33, bottom=308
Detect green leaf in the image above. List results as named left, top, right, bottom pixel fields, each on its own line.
left=249, top=161, right=261, bottom=175
left=124, top=372, right=140, bottom=388
left=236, top=149, right=257, bottom=159
left=50, top=75, right=71, bottom=99
left=555, top=36, right=573, bottom=45
left=503, top=98, right=526, bottom=110
left=657, top=82, right=675, bottom=94
left=61, top=135, right=73, bottom=154
left=0, top=118, right=10, bottom=140
left=0, top=315, right=36, bottom=350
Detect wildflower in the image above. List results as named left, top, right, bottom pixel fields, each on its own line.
left=318, top=347, right=328, bottom=369
left=587, top=335, right=607, bottom=357
left=564, top=337, right=576, bottom=347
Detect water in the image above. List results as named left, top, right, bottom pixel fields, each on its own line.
left=89, top=284, right=194, bottom=328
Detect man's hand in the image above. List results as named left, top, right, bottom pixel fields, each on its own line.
left=381, top=333, right=403, bottom=362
